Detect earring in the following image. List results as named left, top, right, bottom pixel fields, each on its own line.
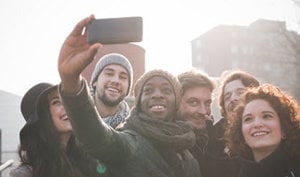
left=282, top=135, right=286, bottom=140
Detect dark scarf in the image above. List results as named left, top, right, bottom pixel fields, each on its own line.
left=122, top=108, right=195, bottom=152
left=193, top=128, right=209, bottom=154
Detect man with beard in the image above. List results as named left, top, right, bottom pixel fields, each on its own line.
left=204, top=70, right=260, bottom=177
left=90, top=53, right=133, bottom=128
left=57, top=15, right=201, bottom=176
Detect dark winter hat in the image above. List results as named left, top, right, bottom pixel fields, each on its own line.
left=134, top=69, right=182, bottom=110
left=20, top=83, right=57, bottom=128
left=90, top=53, right=133, bottom=96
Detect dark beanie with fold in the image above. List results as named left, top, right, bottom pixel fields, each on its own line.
left=90, top=53, right=133, bottom=96
left=133, top=69, right=182, bottom=110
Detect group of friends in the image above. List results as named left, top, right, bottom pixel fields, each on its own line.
left=9, top=15, right=300, bottom=177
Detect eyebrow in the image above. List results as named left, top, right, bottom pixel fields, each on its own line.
left=49, top=95, right=60, bottom=101
left=242, top=110, right=275, bottom=117
left=262, top=110, right=275, bottom=115
left=103, top=67, right=128, bottom=74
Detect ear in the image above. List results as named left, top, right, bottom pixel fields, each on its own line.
left=92, top=82, right=97, bottom=88
left=281, top=133, right=286, bottom=140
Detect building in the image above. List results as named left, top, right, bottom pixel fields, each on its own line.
left=191, top=19, right=300, bottom=101
left=0, top=90, right=24, bottom=177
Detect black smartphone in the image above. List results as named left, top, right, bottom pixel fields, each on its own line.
left=87, top=16, right=143, bottom=44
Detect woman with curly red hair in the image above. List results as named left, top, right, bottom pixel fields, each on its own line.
left=225, top=83, right=300, bottom=177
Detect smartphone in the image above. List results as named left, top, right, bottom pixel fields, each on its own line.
left=87, top=16, right=143, bottom=44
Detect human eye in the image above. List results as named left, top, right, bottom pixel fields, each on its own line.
left=162, top=86, right=173, bottom=94
left=224, top=92, right=231, bottom=101
left=103, top=70, right=114, bottom=77
left=237, top=88, right=246, bottom=95
left=120, top=73, right=128, bottom=80
left=242, top=115, right=252, bottom=123
left=205, top=100, right=212, bottom=107
left=187, top=99, right=198, bottom=106
left=50, top=98, right=61, bottom=106
left=143, top=86, right=153, bottom=95
left=262, top=113, right=273, bottom=119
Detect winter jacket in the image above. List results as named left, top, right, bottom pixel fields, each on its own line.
left=238, top=145, right=300, bottom=177
left=196, top=118, right=239, bottom=177
left=60, top=82, right=201, bottom=177
left=9, top=165, right=32, bottom=177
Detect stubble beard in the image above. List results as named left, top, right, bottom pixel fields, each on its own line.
left=98, top=93, right=124, bottom=107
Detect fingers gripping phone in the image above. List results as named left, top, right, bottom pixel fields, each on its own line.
left=87, top=16, right=143, bottom=44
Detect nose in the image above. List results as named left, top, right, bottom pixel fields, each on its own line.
left=197, top=104, right=208, bottom=115
left=151, top=88, right=163, bottom=99
left=110, top=74, right=120, bottom=84
left=230, top=92, right=240, bottom=102
left=253, top=117, right=263, bottom=128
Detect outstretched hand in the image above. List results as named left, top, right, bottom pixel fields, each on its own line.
left=58, top=15, right=102, bottom=94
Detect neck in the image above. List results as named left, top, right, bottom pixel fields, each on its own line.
left=60, top=132, right=71, bottom=147
left=95, top=97, right=121, bottom=118
left=252, top=147, right=276, bottom=162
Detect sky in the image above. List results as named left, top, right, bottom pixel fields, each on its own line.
left=0, top=0, right=299, bottom=96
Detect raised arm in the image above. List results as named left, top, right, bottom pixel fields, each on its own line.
left=57, top=15, right=132, bottom=163
left=58, top=15, right=102, bottom=94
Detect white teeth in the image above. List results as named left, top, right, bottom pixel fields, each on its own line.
left=61, top=116, right=69, bottom=121
left=252, top=131, right=268, bottom=137
left=153, top=105, right=164, bottom=109
left=150, top=104, right=166, bottom=112
left=107, top=88, right=120, bottom=93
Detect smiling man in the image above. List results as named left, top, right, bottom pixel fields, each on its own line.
left=177, top=69, right=216, bottom=177
left=90, top=53, right=133, bottom=128
left=178, top=69, right=215, bottom=129
left=57, top=16, right=202, bottom=177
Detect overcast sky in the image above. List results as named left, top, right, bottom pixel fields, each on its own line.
left=0, top=0, right=299, bottom=96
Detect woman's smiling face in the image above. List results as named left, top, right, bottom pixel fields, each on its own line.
left=242, top=99, right=284, bottom=161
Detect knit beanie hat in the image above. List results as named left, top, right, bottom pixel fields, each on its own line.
left=90, top=53, right=133, bottom=96
left=134, top=69, right=182, bottom=110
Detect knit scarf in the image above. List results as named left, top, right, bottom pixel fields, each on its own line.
left=103, top=101, right=130, bottom=129
left=194, top=128, right=209, bottom=154
left=122, top=108, right=196, bottom=152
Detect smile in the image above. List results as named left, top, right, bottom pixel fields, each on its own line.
left=150, top=105, right=166, bottom=112
left=251, top=131, right=269, bottom=137
left=107, top=87, right=120, bottom=93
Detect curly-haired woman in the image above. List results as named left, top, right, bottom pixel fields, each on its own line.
left=225, top=84, right=300, bottom=177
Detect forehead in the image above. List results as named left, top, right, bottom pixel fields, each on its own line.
left=144, top=76, right=171, bottom=87
left=183, top=86, right=212, bottom=99
left=102, top=64, right=128, bottom=74
left=243, top=99, right=275, bottom=114
left=47, top=88, right=59, bottom=101
left=224, top=79, right=245, bottom=93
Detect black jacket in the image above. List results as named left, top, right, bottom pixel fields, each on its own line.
left=238, top=146, right=300, bottom=177
left=191, top=118, right=239, bottom=177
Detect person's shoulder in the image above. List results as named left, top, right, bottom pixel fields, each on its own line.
left=213, top=117, right=226, bottom=126
left=9, top=165, right=32, bottom=177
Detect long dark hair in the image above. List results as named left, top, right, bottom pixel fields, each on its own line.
left=18, top=93, right=102, bottom=177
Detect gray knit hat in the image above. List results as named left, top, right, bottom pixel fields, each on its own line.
left=90, top=53, right=133, bottom=96
left=134, top=69, right=182, bottom=110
